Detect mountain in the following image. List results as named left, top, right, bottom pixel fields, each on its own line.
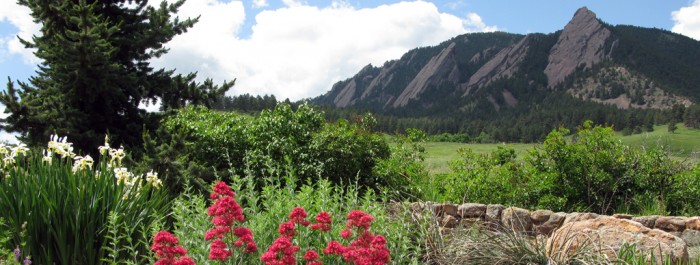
left=312, top=7, right=700, bottom=142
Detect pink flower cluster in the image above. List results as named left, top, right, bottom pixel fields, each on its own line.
left=151, top=231, right=195, bottom=265
left=323, top=210, right=390, bottom=265
left=205, top=181, right=257, bottom=261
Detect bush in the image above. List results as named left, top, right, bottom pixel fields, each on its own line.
left=373, top=133, right=430, bottom=200
left=443, top=121, right=696, bottom=215
left=0, top=137, right=169, bottom=265
left=143, top=103, right=391, bottom=194
left=436, top=147, right=531, bottom=205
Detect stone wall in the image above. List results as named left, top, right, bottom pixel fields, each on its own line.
left=411, top=202, right=700, bottom=244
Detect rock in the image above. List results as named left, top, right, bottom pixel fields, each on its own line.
left=409, top=202, right=434, bottom=214
left=432, top=203, right=458, bottom=217
left=686, top=217, right=700, bottom=231
left=655, top=217, right=688, bottom=232
left=393, top=42, right=460, bottom=107
left=535, top=212, right=566, bottom=236
left=681, top=229, right=700, bottom=246
left=563, top=212, right=598, bottom=225
left=458, top=203, right=487, bottom=219
left=613, top=213, right=633, bottom=220
left=501, top=207, right=533, bottom=232
left=547, top=216, right=688, bottom=264
left=632, top=215, right=660, bottom=229
left=530, top=210, right=554, bottom=224
left=544, top=7, right=612, bottom=87
left=485, top=204, right=504, bottom=223
left=466, top=35, right=531, bottom=91
left=440, top=215, right=458, bottom=228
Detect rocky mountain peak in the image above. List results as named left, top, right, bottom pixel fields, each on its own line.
left=392, top=42, right=460, bottom=107
left=544, top=6, right=612, bottom=87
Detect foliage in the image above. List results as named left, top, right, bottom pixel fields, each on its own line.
left=437, top=121, right=698, bottom=215
left=527, top=121, right=691, bottom=213
left=373, top=132, right=430, bottom=200
left=0, top=0, right=231, bottom=152
left=143, top=103, right=390, bottom=194
left=436, top=147, right=532, bottom=206
left=0, top=138, right=169, bottom=265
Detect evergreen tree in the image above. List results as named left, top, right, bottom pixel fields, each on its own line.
left=0, top=0, right=232, bottom=151
left=668, top=120, right=678, bottom=133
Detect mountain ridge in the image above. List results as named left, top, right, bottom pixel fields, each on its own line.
left=311, top=7, right=700, bottom=141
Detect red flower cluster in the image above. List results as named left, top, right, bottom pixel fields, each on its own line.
left=303, top=250, right=322, bottom=265
left=310, top=212, right=332, bottom=232
left=323, top=211, right=390, bottom=265
left=261, top=207, right=312, bottom=265
left=289, top=207, right=311, bottom=226
left=151, top=231, right=196, bottom=265
left=260, top=236, right=301, bottom=265
left=205, top=181, right=257, bottom=261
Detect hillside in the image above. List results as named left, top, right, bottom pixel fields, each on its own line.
left=312, top=7, right=700, bottom=142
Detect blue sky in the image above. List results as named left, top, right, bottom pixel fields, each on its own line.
left=1, top=0, right=699, bottom=103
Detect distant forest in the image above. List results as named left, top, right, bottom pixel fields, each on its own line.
left=213, top=93, right=700, bottom=143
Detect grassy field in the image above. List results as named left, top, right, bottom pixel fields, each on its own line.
left=422, top=123, right=700, bottom=174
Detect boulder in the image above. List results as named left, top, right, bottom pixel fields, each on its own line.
left=535, top=212, right=566, bottom=236
left=530, top=210, right=554, bottom=224
left=501, top=207, right=532, bottom=232
left=547, top=216, right=688, bottom=264
left=458, top=203, right=486, bottom=218
left=655, top=217, right=688, bottom=232
left=632, top=215, right=659, bottom=229
left=485, top=204, right=505, bottom=223
left=563, top=212, right=598, bottom=225
left=686, top=217, right=700, bottom=231
left=432, top=203, right=458, bottom=217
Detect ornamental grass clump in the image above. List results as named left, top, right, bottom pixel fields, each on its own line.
left=0, top=136, right=169, bottom=265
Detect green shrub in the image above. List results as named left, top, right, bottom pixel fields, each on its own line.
left=143, top=103, right=391, bottom=194
left=443, top=121, right=696, bottom=215
left=0, top=138, right=169, bottom=265
left=438, top=147, right=531, bottom=205
left=373, top=133, right=430, bottom=200
left=527, top=121, right=691, bottom=214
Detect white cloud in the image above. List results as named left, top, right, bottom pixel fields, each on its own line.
left=153, top=0, right=497, bottom=100
left=0, top=1, right=40, bottom=65
left=253, top=0, right=269, bottom=8
left=282, top=0, right=306, bottom=8
left=0, top=104, right=19, bottom=144
left=672, top=0, right=700, bottom=40
left=463, top=12, right=498, bottom=32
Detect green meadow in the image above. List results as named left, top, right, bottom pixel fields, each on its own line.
left=422, top=123, right=700, bottom=174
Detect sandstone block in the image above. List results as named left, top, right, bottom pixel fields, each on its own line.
left=501, top=207, right=532, bottom=232
left=485, top=204, right=505, bottom=223
left=530, top=210, right=554, bottom=224
left=535, top=212, right=566, bottom=236
left=632, top=215, right=660, bottom=229
left=547, top=216, right=688, bottom=264
left=655, top=217, right=688, bottom=232
left=458, top=203, right=486, bottom=218
left=432, top=203, right=458, bottom=217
